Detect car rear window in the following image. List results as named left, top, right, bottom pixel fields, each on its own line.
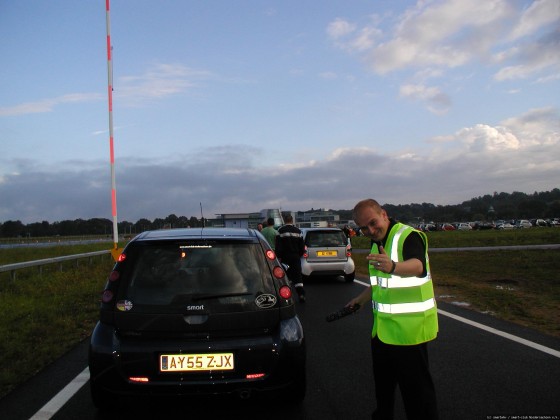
left=122, top=241, right=272, bottom=306
left=305, top=231, right=347, bottom=247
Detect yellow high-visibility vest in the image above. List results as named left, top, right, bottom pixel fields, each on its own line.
left=369, top=223, right=438, bottom=345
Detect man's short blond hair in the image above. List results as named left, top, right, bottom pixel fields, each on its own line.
left=353, top=199, right=383, bottom=219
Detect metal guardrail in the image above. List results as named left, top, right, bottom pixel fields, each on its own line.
left=352, top=244, right=560, bottom=253
left=0, top=250, right=111, bottom=280
left=2, top=244, right=558, bottom=281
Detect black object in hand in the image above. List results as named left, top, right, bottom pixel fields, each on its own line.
left=326, top=304, right=360, bottom=322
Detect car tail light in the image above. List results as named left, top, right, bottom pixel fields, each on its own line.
left=273, top=266, right=285, bottom=279
left=101, top=290, right=114, bottom=303
left=117, top=253, right=126, bottom=262
left=266, top=249, right=276, bottom=260
left=108, top=270, right=120, bottom=282
left=303, top=245, right=308, bottom=259
left=279, top=285, right=292, bottom=299
left=346, top=245, right=352, bottom=257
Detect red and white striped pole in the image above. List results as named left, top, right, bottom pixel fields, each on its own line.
left=106, top=0, right=119, bottom=254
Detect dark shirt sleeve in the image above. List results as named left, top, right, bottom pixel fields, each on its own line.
left=402, top=232, right=427, bottom=277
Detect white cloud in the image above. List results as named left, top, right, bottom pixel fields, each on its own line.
left=327, top=16, right=381, bottom=52
left=508, top=0, right=560, bottom=41
left=1, top=107, right=558, bottom=223
left=326, top=18, right=357, bottom=39
left=0, top=63, right=211, bottom=117
left=457, top=124, right=521, bottom=152
left=500, top=106, right=560, bottom=145
left=326, top=0, right=560, bottom=114
left=0, top=93, right=103, bottom=117
left=494, top=29, right=560, bottom=81
left=115, top=63, right=212, bottom=104
left=399, top=83, right=452, bottom=114
left=329, top=0, right=512, bottom=74
left=319, top=71, right=338, bottom=80
left=432, top=107, right=559, bottom=154
left=0, top=61, right=217, bottom=143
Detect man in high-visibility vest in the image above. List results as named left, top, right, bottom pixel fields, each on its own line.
left=347, top=199, right=438, bottom=420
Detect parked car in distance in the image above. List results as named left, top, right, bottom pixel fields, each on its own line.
left=440, top=223, right=456, bottom=231
left=515, top=220, right=532, bottom=229
left=89, top=228, right=306, bottom=409
left=473, top=221, right=496, bottom=230
left=300, top=227, right=355, bottom=283
left=456, top=223, right=472, bottom=231
left=531, top=219, right=547, bottom=227
left=497, top=222, right=514, bottom=230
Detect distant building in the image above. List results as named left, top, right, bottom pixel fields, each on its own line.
left=260, top=209, right=284, bottom=227
left=210, top=208, right=352, bottom=230
left=295, top=209, right=340, bottom=228
left=211, top=209, right=284, bottom=229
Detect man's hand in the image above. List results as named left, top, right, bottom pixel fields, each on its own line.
left=366, top=245, right=391, bottom=273
left=346, top=286, right=372, bottom=309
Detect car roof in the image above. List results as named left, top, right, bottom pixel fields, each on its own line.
left=132, top=227, right=258, bottom=242
left=300, top=227, right=343, bottom=233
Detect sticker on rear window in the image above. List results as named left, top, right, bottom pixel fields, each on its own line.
left=116, top=300, right=133, bottom=311
left=255, top=294, right=277, bottom=308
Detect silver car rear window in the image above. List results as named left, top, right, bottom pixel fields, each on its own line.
left=305, top=231, right=347, bottom=247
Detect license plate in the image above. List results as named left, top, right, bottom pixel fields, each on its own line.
left=160, top=353, right=234, bottom=372
left=317, top=250, right=337, bottom=257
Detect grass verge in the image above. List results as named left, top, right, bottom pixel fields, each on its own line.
left=0, top=255, right=113, bottom=398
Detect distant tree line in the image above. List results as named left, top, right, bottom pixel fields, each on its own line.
left=386, top=189, right=560, bottom=224
left=1, top=189, right=559, bottom=238
left=0, top=215, right=204, bottom=239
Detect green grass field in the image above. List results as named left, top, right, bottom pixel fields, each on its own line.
left=0, top=228, right=558, bottom=399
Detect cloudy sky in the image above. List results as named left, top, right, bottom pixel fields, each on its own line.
left=1, top=0, right=559, bottom=224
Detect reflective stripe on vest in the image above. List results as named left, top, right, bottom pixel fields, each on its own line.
left=374, top=298, right=436, bottom=314
left=374, top=275, right=431, bottom=288
left=279, top=232, right=302, bottom=238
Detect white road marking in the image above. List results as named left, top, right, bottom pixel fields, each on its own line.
left=28, top=367, right=89, bottom=420
left=437, top=309, right=560, bottom=358
left=354, top=278, right=560, bottom=359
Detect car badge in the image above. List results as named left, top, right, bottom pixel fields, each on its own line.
left=116, top=300, right=133, bottom=311
left=255, top=294, right=277, bottom=308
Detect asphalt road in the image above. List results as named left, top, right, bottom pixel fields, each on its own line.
left=1, top=276, right=559, bottom=420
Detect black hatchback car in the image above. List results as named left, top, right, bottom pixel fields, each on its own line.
left=89, top=228, right=306, bottom=408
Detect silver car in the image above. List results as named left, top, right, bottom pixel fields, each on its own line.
left=300, top=228, right=355, bottom=283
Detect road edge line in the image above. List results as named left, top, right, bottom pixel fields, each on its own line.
left=28, top=367, right=89, bottom=420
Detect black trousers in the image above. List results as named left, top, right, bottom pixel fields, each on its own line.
left=282, top=255, right=303, bottom=286
left=371, top=336, right=438, bottom=420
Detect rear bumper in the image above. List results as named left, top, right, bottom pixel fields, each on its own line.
left=88, top=321, right=305, bottom=399
left=300, top=257, right=355, bottom=277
